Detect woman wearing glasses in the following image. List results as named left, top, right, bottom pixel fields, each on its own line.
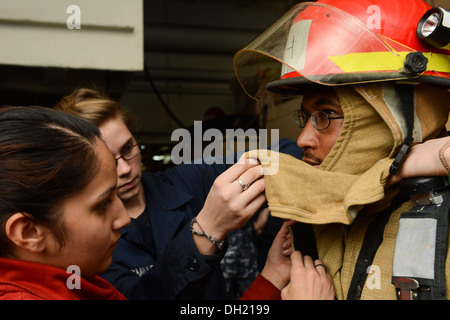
left=55, top=88, right=303, bottom=299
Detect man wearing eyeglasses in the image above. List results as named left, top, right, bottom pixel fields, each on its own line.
left=292, top=86, right=344, bottom=169
left=235, top=0, right=450, bottom=300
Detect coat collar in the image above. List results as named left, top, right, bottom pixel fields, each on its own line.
left=120, top=171, right=194, bottom=256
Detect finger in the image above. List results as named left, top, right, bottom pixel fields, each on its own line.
left=236, top=175, right=265, bottom=202
left=278, top=224, right=294, bottom=255
left=283, top=220, right=296, bottom=237
left=225, top=158, right=260, bottom=183
left=282, top=240, right=293, bottom=256
left=280, top=219, right=296, bottom=231
left=277, top=220, right=294, bottom=242
left=313, top=259, right=327, bottom=275
left=282, top=236, right=291, bottom=246
left=227, top=193, right=267, bottom=230
left=238, top=191, right=267, bottom=218
left=283, top=232, right=292, bottom=248
left=235, top=165, right=264, bottom=192
left=303, top=255, right=315, bottom=270
left=243, top=164, right=264, bottom=181
left=385, top=174, right=401, bottom=188
left=290, top=250, right=304, bottom=268
left=238, top=156, right=261, bottom=166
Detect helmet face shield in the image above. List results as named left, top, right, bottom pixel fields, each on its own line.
left=234, top=2, right=450, bottom=100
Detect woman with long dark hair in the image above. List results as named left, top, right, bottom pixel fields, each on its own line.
left=0, top=106, right=130, bottom=299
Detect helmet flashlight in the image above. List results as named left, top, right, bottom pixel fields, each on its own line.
left=417, top=7, right=450, bottom=50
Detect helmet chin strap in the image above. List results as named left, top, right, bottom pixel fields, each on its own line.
left=389, top=84, right=415, bottom=175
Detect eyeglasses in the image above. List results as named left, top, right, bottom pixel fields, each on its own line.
left=115, top=143, right=142, bottom=164
left=293, top=109, right=344, bottom=131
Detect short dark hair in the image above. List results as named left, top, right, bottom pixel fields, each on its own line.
left=0, top=106, right=101, bottom=256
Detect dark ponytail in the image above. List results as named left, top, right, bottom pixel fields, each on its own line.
left=0, top=106, right=101, bottom=256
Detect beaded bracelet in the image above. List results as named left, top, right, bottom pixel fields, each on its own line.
left=190, top=218, right=227, bottom=250
left=439, top=141, right=450, bottom=173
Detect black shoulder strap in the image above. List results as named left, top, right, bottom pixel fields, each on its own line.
left=346, top=193, right=408, bottom=300
left=431, top=189, right=450, bottom=299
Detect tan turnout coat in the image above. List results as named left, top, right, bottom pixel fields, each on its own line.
left=247, top=83, right=450, bottom=299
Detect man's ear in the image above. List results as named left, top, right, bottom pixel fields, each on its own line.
left=5, top=213, right=46, bottom=253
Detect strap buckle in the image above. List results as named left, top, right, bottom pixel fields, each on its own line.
left=393, top=278, right=420, bottom=300
left=389, top=137, right=414, bottom=175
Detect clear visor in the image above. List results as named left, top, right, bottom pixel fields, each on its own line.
left=234, top=2, right=416, bottom=100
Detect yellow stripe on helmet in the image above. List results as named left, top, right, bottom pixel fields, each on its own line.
left=329, top=52, right=450, bottom=73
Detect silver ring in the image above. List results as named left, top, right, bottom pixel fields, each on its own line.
left=237, top=178, right=250, bottom=191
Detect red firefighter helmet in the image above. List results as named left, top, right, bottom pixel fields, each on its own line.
left=234, top=0, right=450, bottom=100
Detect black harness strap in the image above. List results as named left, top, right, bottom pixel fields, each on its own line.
left=346, top=193, right=408, bottom=300
left=432, top=189, right=450, bottom=300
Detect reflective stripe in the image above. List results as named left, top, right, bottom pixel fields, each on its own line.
left=393, top=217, right=437, bottom=280
left=329, top=52, right=450, bottom=73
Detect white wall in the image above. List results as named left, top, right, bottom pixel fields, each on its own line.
left=0, top=0, right=143, bottom=71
